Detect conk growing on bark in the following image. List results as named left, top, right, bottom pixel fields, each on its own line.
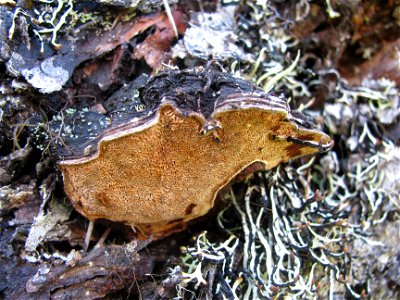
left=57, top=69, right=332, bottom=238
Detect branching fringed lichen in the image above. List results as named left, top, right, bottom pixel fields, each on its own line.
left=35, top=0, right=74, bottom=50
left=178, top=232, right=240, bottom=299
left=177, top=71, right=399, bottom=299
left=176, top=1, right=399, bottom=298
left=261, top=50, right=301, bottom=93
left=177, top=79, right=399, bottom=298
left=236, top=4, right=310, bottom=98
left=324, top=0, right=341, bottom=19
left=178, top=164, right=367, bottom=299
left=323, top=78, right=399, bottom=227
left=8, top=0, right=88, bottom=52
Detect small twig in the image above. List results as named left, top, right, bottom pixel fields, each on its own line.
left=83, top=220, right=94, bottom=252
left=94, top=227, right=111, bottom=249
left=163, top=0, right=178, bottom=38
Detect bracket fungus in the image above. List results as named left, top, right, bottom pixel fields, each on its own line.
left=57, top=69, right=332, bottom=238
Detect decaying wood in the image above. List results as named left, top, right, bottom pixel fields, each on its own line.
left=4, top=244, right=152, bottom=300
left=0, top=0, right=399, bottom=299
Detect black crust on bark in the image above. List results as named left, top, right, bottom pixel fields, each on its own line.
left=43, top=68, right=300, bottom=160
left=141, top=68, right=265, bottom=118
left=44, top=69, right=270, bottom=160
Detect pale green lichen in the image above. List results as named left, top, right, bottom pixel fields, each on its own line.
left=325, top=0, right=341, bottom=19
left=177, top=1, right=398, bottom=299
left=9, top=0, right=75, bottom=51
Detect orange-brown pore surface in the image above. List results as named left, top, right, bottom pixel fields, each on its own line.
left=60, top=101, right=331, bottom=238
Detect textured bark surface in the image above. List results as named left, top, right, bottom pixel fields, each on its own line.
left=0, top=0, right=399, bottom=299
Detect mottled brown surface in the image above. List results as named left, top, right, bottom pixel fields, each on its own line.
left=60, top=100, right=331, bottom=237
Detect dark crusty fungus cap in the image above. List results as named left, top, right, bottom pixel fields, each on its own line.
left=58, top=69, right=332, bottom=237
